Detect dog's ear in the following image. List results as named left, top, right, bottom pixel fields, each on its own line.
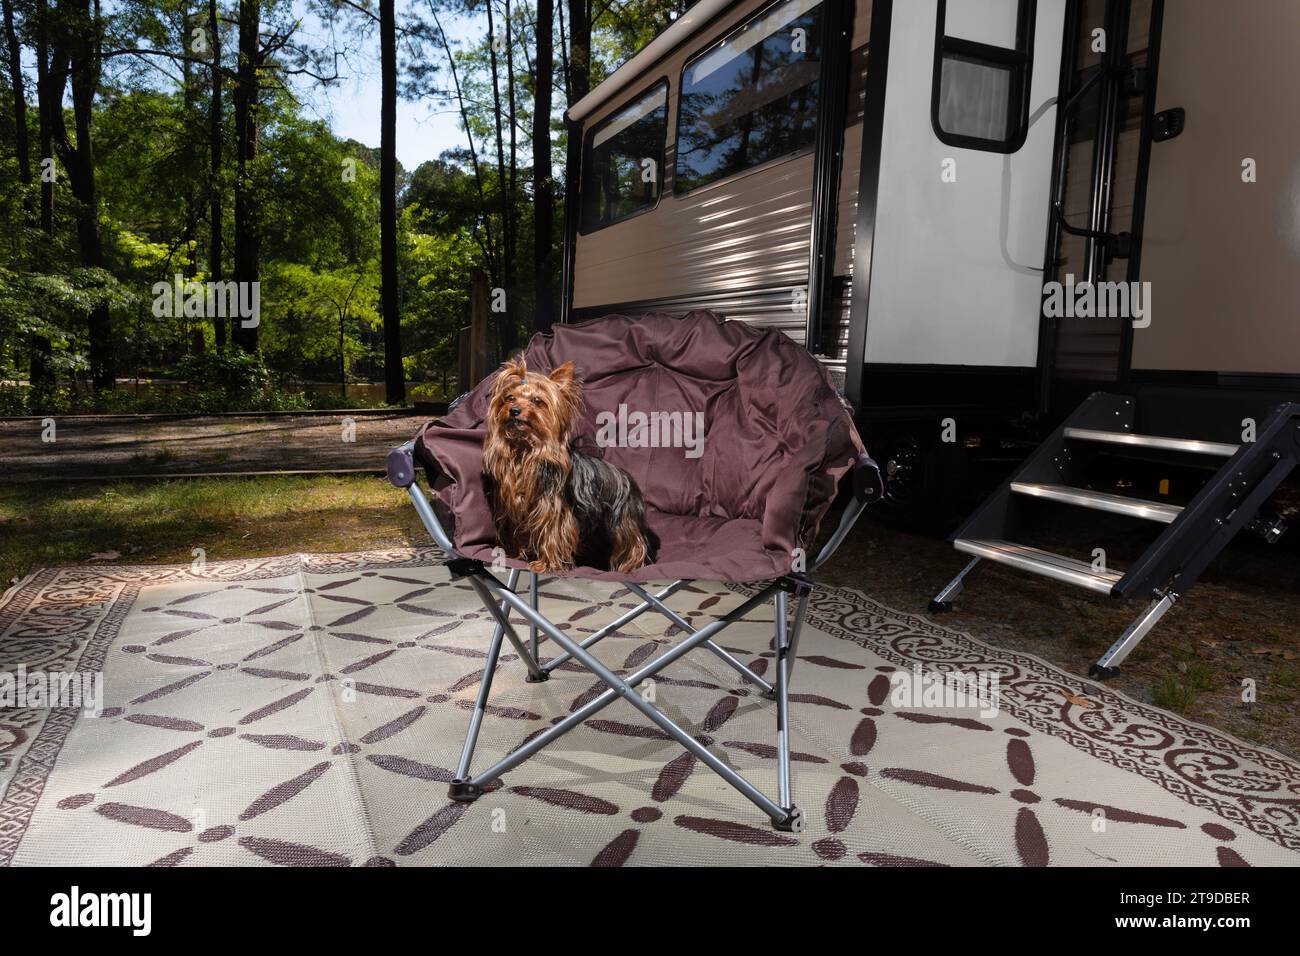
left=549, top=361, right=577, bottom=391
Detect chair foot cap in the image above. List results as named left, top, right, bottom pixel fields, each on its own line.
left=524, top=670, right=550, bottom=683
left=1088, top=664, right=1120, bottom=681
left=773, top=808, right=804, bottom=833
left=928, top=599, right=953, bottom=614
left=448, top=779, right=483, bottom=802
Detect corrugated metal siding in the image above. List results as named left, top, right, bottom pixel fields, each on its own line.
left=571, top=0, right=874, bottom=373
left=573, top=152, right=817, bottom=321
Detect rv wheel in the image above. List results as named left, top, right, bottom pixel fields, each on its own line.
left=874, top=429, right=970, bottom=533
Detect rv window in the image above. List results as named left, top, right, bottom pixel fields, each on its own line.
left=931, top=0, right=1035, bottom=153
left=581, top=83, right=669, bottom=232
left=675, top=0, right=824, bottom=194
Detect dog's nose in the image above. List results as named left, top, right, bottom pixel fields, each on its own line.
left=509, top=405, right=521, bottom=418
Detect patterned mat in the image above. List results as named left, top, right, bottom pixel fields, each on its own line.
left=2, top=549, right=1297, bottom=866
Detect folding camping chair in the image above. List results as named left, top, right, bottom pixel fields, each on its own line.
left=386, top=311, right=881, bottom=831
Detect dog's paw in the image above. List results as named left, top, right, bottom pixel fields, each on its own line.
left=528, top=560, right=552, bottom=574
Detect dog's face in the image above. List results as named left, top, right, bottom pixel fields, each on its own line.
left=486, top=359, right=580, bottom=450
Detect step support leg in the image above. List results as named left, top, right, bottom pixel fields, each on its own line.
left=930, top=557, right=982, bottom=613
left=1090, top=591, right=1179, bottom=680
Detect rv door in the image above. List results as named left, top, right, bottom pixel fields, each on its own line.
left=863, top=0, right=1067, bottom=369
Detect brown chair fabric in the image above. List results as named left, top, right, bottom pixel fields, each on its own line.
left=414, top=310, right=865, bottom=582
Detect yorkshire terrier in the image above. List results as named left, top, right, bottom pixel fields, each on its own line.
left=482, top=357, right=653, bottom=574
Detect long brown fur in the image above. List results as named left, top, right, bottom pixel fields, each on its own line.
left=483, top=358, right=652, bottom=574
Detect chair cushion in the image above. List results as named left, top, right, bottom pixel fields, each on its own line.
left=415, top=310, right=864, bottom=582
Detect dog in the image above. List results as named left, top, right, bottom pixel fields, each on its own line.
left=482, top=357, right=653, bottom=574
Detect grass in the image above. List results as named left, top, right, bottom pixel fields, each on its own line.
left=0, top=475, right=423, bottom=585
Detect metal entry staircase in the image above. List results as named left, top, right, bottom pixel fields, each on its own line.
left=930, top=392, right=1300, bottom=680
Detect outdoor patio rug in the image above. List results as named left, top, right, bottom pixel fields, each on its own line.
left=2, top=548, right=1298, bottom=867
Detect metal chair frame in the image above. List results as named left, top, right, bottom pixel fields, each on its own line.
left=387, top=440, right=880, bottom=831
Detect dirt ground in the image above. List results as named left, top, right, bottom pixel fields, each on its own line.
left=817, top=510, right=1300, bottom=760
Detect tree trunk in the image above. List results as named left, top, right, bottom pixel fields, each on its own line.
left=485, top=0, right=514, bottom=354
left=566, top=0, right=590, bottom=107
left=35, top=0, right=53, bottom=235
left=63, top=0, right=112, bottom=391
left=380, top=0, right=403, bottom=404
left=208, top=0, right=225, bottom=350
left=532, top=0, right=554, bottom=331
left=2, top=0, right=31, bottom=185
left=504, top=0, right=518, bottom=345
left=232, top=0, right=259, bottom=353
left=28, top=0, right=55, bottom=392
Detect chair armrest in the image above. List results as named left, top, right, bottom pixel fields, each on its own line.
left=386, top=441, right=417, bottom=489
left=853, top=454, right=885, bottom=504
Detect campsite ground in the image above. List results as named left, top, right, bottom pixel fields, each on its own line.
left=4, top=472, right=1297, bottom=760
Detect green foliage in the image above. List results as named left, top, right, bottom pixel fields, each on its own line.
left=0, top=0, right=689, bottom=416
left=174, top=349, right=273, bottom=394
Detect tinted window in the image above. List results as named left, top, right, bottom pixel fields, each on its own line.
left=931, top=0, right=1035, bottom=152
left=582, top=83, right=668, bottom=231
left=675, top=0, right=823, bottom=194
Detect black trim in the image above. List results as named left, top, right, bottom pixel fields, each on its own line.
left=1128, top=369, right=1300, bottom=399
left=859, top=364, right=1037, bottom=411
left=559, top=116, right=581, bottom=327
left=844, top=0, right=893, bottom=411
left=1083, top=0, right=1130, bottom=287
left=930, top=0, right=1036, bottom=154
left=1035, top=0, right=1081, bottom=419
left=577, top=79, right=670, bottom=235
left=804, top=0, right=853, bottom=355
left=1119, top=0, right=1162, bottom=382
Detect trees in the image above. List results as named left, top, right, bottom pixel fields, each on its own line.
left=0, top=0, right=687, bottom=412
left=531, top=0, right=553, bottom=330
left=379, top=0, right=402, bottom=403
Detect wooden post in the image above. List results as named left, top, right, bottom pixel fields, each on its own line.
left=469, top=269, right=490, bottom=385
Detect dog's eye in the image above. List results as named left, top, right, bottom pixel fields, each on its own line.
left=503, top=395, right=513, bottom=402
left=531, top=397, right=544, bottom=407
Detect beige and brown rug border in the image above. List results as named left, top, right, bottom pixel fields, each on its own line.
left=2, top=547, right=1298, bottom=863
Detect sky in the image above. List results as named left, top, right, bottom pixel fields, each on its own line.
left=285, top=1, right=487, bottom=171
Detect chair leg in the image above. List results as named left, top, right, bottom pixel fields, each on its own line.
left=771, top=589, right=802, bottom=832
left=623, top=582, right=773, bottom=695
left=470, top=574, right=801, bottom=829
left=449, top=568, right=519, bottom=801
left=528, top=572, right=540, bottom=664
left=540, top=580, right=688, bottom=674
left=785, top=587, right=811, bottom=686
left=464, top=573, right=547, bottom=682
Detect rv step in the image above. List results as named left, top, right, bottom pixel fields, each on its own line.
left=1010, top=482, right=1183, bottom=524
left=1063, top=427, right=1239, bottom=458
left=953, top=539, right=1122, bottom=595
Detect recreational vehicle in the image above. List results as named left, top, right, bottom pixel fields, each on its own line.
left=557, top=0, right=1300, bottom=678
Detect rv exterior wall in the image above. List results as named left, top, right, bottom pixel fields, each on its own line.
left=863, top=0, right=1067, bottom=368
left=1131, top=0, right=1300, bottom=376
left=571, top=0, right=874, bottom=365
